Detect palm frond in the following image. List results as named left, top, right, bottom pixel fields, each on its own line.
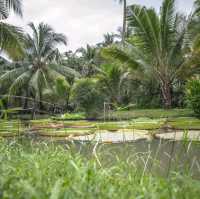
left=43, top=48, right=63, bottom=63
left=127, top=5, right=160, bottom=57
left=0, top=0, right=8, bottom=19
left=26, top=22, right=67, bottom=63
left=101, top=45, right=140, bottom=70
left=28, top=69, right=48, bottom=100
left=0, top=22, right=24, bottom=59
left=194, top=0, right=200, bottom=16
left=45, top=67, right=66, bottom=83
left=49, top=64, right=81, bottom=78
left=0, top=0, right=22, bottom=19
left=27, top=22, right=39, bottom=52
left=160, top=0, right=177, bottom=54
left=0, top=66, right=28, bottom=90
left=9, top=70, right=32, bottom=95
left=6, top=0, right=22, bottom=17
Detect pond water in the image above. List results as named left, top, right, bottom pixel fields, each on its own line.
left=13, top=136, right=200, bottom=179
left=2, top=119, right=200, bottom=178
left=72, top=139, right=200, bottom=178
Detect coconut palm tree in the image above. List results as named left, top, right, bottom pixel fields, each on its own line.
left=102, top=0, right=193, bottom=108
left=0, top=0, right=22, bottom=18
left=0, top=22, right=79, bottom=110
left=76, top=44, right=100, bottom=77
left=0, top=0, right=24, bottom=59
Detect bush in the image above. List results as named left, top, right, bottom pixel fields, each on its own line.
left=186, top=79, right=200, bottom=117
left=42, top=78, right=70, bottom=109
left=52, top=113, right=86, bottom=121
left=71, top=78, right=105, bottom=119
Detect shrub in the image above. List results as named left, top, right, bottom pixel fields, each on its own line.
left=52, top=113, right=86, bottom=121
left=186, top=79, right=200, bottom=117
left=71, top=78, right=105, bottom=119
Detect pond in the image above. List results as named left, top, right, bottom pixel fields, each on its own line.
left=1, top=119, right=200, bottom=179
left=13, top=136, right=200, bottom=179
left=68, top=139, right=200, bottom=179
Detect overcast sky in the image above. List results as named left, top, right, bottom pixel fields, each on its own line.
left=6, top=0, right=194, bottom=51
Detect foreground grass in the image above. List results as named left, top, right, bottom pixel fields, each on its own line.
left=0, top=141, right=199, bottom=199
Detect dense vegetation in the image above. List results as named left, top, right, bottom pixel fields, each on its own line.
left=0, top=140, right=199, bottom=199
left=186, top=79, right=200, bottom=117
left=1, top=0, right=200, bottom=118
left=0, top=1, right=200, bottom=198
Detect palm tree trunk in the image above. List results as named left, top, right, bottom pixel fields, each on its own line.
left=122, top=0, right=127, bottom=44
left=161, top=80, right=172, bottom=109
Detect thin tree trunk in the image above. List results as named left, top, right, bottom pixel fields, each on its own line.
left=23, top=97, right=28, bottom=114
left=66, top=89, right=71, bottom=110
left=31, top=99, right=37, bottom=120
left=122, top=0, right=127, bottom=44
left=22, top=92, right=29, bottom=113
left=161, top=80, right=172, bottom=109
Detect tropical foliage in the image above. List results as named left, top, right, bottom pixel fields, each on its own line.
left=102, top=0, right=196, bottom=108
left=71, top=78, right=104, bottom=118
left=0, top=22, right=79, bottom=112
left=97, top=64, right=130, bottom=105
left=76, top=44, right=100, bottom=77
left=1, top=0, right=200, bottom=117
left=1, top=1, right=200, bottom=197
left=0, top=0, right=24, bottom=59
left=186, top=78, right=200, bottom=117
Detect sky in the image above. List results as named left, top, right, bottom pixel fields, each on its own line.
left=6, top=0, right=194, bottom=51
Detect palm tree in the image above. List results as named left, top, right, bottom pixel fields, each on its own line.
left=116, top=0, right=127, bottom=43
left=0, top=22, right=79, bottom=111
left=103, top=33, right=116, bottom=46
left=76, top=44, right=100, bottom=77
left=0, top=0, right=22, bottom=18
left=97, top=33, right=116, bottom=47
left=97, top=64, right=130, bottom=105
left=116, top=26, right=132, bottom=40
left=194, top=0, right=200, bottom=15
left=63, top=50, right=83, bottom=74
left=0, top=0, right=24, bottom=59
left=185, top=0, right=200, bottom=71
left=102, top=0, right=193, bottom=108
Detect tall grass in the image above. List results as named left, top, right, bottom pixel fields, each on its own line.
left=0, top=140, right=199, bottom=199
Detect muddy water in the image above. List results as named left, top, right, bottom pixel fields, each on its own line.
left=64, top=139, right=200, bottom=178
left=6, top=135, right=200, bottom=179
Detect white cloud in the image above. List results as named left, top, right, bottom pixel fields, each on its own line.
left=5, top=0, right=194, bottom=51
